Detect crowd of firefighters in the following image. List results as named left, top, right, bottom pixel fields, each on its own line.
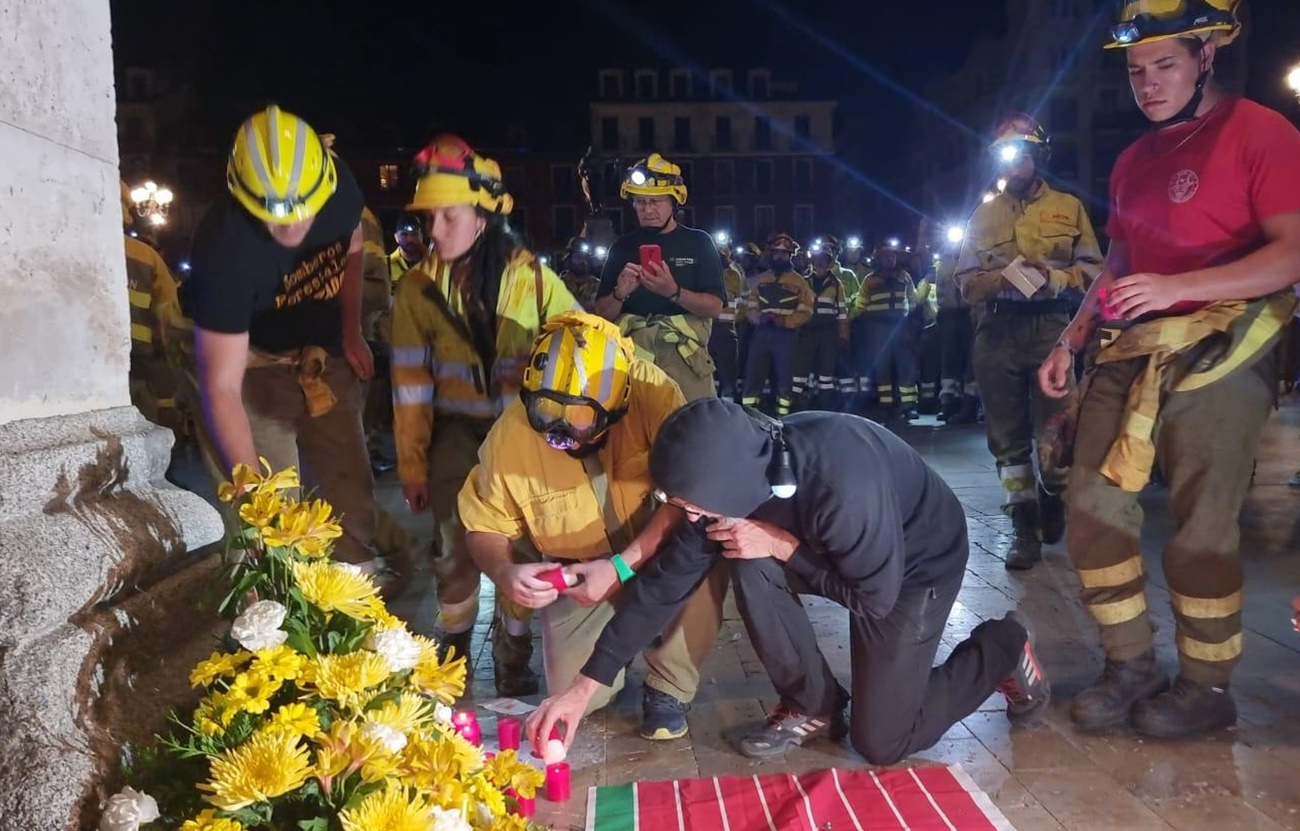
left=115, top=0, right=1300, bottom=750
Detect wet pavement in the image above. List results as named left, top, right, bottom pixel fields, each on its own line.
left=175, top=399, right=1300, bottom=830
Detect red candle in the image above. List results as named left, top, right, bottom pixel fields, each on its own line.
left=506, top=787, right=535, bottom=817
left=497, top=716, right=521, bottom=751
left=452, top=711, right=481, bottom=746
left=537, top=568, right=572, bottom=592
left=545, top=762, right=571, bottom=802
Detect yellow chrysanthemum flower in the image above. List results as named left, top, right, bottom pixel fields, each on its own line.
left=401, top=731, right=478, bottom=793
left=179, top=809, right=246, bottom=831
left=367, top=693, right=433, bottom=736
left=482, top=749, right=545, bottom=800
left=189, top=651, right=253, bottom=688
left=262, top=499, right=342, bottom=558
left=194, top=698, right=223, bottom=738
left=339, top=786, right=436, bottom=831
left=225, top=669, right=281, bottom=716
left=409, top=636, right=468, bottom=703
left=290, top=560, right=378, bottom=618
left=199, top=731, right=312, bottom=811
left=261, top=702, right=320, bottom=739
left=469, top=772, right=507, bottom=817
left=251, top=644, right=304, bottom=683
left=301, top=652, right=391, bottom=711
left=489, top=813, right=531, bottom=831
left=357, top=736, right=403, bottom=784
left=363, top=604, right=401, bottom=629
left=238, top=488, right=284, bottom=530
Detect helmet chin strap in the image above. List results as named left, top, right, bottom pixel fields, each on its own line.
left=1154, top=43, right=1210, bottom=128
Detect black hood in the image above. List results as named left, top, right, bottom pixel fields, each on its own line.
left=650, top=398, right=774, bottom=518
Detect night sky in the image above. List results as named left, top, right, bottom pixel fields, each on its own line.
left=109, top=0, right=1299, bottom=229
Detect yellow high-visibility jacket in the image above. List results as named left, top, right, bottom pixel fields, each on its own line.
left=806, top=268, right=848, bottom=337
left=390, top=250, right=579, bottom=486
left=855, top=269, right=917, bottom=320
left=955, top=180, right=1103, bottom=304
left=457, top=358, right=684, bottom=560
left=389, top=248, right=421, bottom=285
left=718, top=263, right=747, bottom=327
left=745, top=270, right=815, bottom=329
left=125, top=235, right=182, bottom=418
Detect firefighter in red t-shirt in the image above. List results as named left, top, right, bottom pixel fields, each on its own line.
left=1038, top=0, right=1300, bottom=739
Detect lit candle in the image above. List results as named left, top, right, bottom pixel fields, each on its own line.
left=543, top=738, right=567, bottom=766
left=545, top=762, right=571, bottom=802
left=497, top=716, right=521, bottom=752
left=452, top=710, right=481, bottom=746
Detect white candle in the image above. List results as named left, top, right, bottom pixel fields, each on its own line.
left=543, top=737, right=567, bottom=766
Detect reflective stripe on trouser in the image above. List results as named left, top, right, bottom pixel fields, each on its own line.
left=795, top=326, right=840, bottom=408
left=938, top=308, right=975, bottom=401
left=242, top=361, right=378, bottom=565
left=541, top=562, right=729, bottom=712
left=918, top=322, right=941, bottom=403
left=855, top=317, right=918, bottom=406
left=972, top=312, right=1070, bottom=509
left=1066, top=353, right=1272, bottom=683
left=426, top=415, right=534, bottom=633
left=708, top=323, right=739, bottom=400
left=743, top=326, right=797, bottom=415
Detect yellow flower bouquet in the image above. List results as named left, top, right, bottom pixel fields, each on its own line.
left=105, top=460, right=544, bottom=831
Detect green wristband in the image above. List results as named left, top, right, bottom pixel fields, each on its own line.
left=610, top=553, right=635, bottom=584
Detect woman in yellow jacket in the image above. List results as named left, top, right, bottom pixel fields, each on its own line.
left=390, top=135, right=578, bottom=695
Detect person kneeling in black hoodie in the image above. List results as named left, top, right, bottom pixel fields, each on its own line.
left=527, top=397, right=1049, bottom=765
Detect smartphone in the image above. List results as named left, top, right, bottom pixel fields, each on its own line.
left=639, top=244, right=663, bottom=271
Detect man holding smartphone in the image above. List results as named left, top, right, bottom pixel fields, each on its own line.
left=595, top=154, right=726, bottom=401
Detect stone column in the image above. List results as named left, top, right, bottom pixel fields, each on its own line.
left=0, top=2, right=224, bottom=828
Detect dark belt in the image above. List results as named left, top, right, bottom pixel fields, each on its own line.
left=984, top=298, right=1072, bottom=316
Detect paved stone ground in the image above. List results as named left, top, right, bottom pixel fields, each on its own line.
left=181, top=399, right=1300, bottom=831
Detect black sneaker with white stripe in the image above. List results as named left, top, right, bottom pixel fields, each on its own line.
left=996, top=611, right=1050, bottom=721
left=738, top=693, right=849, bottom=759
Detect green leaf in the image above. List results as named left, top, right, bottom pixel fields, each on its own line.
left=297, top=819, right=330, bottom=831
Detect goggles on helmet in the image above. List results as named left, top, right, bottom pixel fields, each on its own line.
left=522, top=389, right=619, bottom=447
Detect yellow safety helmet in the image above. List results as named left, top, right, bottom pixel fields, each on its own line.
left=766, top=232, right=800, bottom=254
left=1105, top=0, right=1240, bottom=49
left=226, top=105, right=338, bottom=224
left=620, top=154, right=688, bottom=205
left=521, top=312, right=635, bottom=444
left=406, top=135, right=513, bottom=215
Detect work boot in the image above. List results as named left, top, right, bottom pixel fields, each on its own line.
left=436, top=629, right=473, bottom=665
left=937, top=394, right=960, bottom=422
left=1004, top=502, right=1042, bottom=571
left=947, top=395, right=981, bottom=425
left=1132, top=676, right=1237, bottom=739
left=996, top=611, right=1051, bottom=722
left=493, top=628, right=539, bottom=698
left=1070, top=650, right=1170, bottom=732
left=640, top=687, right=690, bottom=741
left=1039, top=484, right=1066, bottom=546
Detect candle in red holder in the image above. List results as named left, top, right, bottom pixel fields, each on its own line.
left=537, top=567, right=575, bottom=592
left=545, top=762, right=571, bottom=802
left=497, top=716, right=521, bottom=751
left=451, top=710, right=481, bottom=746
left=530, top=723, right=565, bottom=758
left=507, top=788, right=536, bottom=817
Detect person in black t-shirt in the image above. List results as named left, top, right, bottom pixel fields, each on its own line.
left=594, top=153, right=724, bottom=401
left=180, top=105, right=380, bottom=571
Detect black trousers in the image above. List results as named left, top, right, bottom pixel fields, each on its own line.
left=731, top=535, right=1025, bottom=765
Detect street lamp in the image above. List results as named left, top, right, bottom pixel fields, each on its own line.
left=1287, top=63, right=1300, bottom=99
left=128, top=181, right=174, bottom=227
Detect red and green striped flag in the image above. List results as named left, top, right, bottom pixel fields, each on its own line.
left=585, top=765, right=1015, bottom=830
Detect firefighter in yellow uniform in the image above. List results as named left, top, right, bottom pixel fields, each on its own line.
left=391, top=135, right=579, bottom=695
left=853, top=240, right=919, bottom=417
left=389, top=214, right=427, bottom=287
left=741, top=233, right=814, bottom=416
left=732, top=241, right=764, bottom=401
left=956, top=114, right=1102, bottom=570
left=459, top=312, right=727, bottom=739
left=558, top=237, right=603, bottom=311
left=794, top=238, right=849, bottom=411
left=912, top=257, right=942, bottom=412
left=837, top=236, right=869, bottom=407
left=122, top=184, right=184, bottom=435
left=709, top=234, right=746, bottom=401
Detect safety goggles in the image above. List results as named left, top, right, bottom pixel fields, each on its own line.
left=522, top=389, right=615, bottom=442
left=1110, top=0, right=1232, bottom=46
